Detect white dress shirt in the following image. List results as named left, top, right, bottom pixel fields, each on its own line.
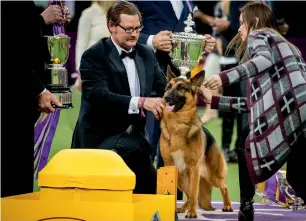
left=111, top=37, right=141, bottom=115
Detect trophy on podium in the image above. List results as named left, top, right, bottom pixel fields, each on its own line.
left=169, top=13, right=206, bottom=77
left=45, top=35, right=73, bottom=108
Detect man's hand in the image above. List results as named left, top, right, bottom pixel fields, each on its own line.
left=38, top=90, right=63, bottom=114
left=203, top=74, right=222, bottom=90
left=153, top=31, right=172, bottom=52
left=41, top=5, right=63, bottom=25
left=204, top=34, right=216, bottom=53
left=211, top=18, right=230, bottom=34
left=142, top=98, right=165, bottom=120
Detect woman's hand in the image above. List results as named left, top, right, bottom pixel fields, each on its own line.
left=198, top=85, right=213, bottom=104
left=203, top=74, right=222, bottom=90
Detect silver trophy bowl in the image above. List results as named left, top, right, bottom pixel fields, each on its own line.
left=169, top=13, right=206, bottom=77
left=45, top=35, right=73, bottom=109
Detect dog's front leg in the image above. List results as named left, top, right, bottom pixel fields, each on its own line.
left=176, top=174, right=190, bottom=214
left=186, top=166, right=200, bottom=218
left=187, top=119, right=202, bottom=139
left=160, top=120, right=170, bottom=142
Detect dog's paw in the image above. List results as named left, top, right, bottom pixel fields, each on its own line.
left=176, top=207, right=187, bottom=213
left=222, top=206, right=233, bottom=212
left=185, top=211, right=197, bottom=219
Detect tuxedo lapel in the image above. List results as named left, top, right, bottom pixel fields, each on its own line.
left=105, top=38, right=130, bottom=95
left=134, top=50, right=146, bottom=96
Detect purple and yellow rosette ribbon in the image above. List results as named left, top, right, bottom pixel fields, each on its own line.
left=256, top=170, right=295, bottom=208
left=49, top=0, right=69, bottom=35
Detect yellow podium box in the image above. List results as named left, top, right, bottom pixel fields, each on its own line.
left=1, top=149, right=175, bottom=221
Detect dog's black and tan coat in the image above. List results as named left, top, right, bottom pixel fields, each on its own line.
left=160, top=66, right=233, bottom=218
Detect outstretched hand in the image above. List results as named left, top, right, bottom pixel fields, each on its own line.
left=202, top=75, right=222, bottom=90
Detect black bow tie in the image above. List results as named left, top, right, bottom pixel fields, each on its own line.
left=120, top=50, right=136, bottom=59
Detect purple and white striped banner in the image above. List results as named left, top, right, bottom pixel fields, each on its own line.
left=34, top=109, right=61, bottom=179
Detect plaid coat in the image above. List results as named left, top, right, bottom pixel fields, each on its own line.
left=211, top=29, right=306, bottom=184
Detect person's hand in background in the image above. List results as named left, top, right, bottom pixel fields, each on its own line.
left=203, top=34, right=216, bottom=53
left=41, top=5, right=63, bottom=25
left=38, top=89, right=63, bottom=113
left=211, top=18, right=230, bottom=34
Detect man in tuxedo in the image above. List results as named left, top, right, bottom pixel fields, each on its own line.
left=71, top=1, right=166, bottom=194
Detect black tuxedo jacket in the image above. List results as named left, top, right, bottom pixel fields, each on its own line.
left=71, top=38, right=166, bottom=149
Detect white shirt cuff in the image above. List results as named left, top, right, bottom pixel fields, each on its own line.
left=39, top=88, right=47, bottom=96
left=128, top=96, right=140, bottom=114
left=146, top=35, right=156, bottom=51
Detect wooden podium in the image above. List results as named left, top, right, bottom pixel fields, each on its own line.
left=157, top=166, right=178, bottom=210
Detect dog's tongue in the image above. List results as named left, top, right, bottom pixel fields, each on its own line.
left=166, top=104, right=175, bottom=112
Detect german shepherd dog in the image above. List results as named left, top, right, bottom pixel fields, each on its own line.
left=160, top=66, right=233, bottom=218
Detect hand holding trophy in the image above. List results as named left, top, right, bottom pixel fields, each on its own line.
left=44, top=0, right=73, bottom=109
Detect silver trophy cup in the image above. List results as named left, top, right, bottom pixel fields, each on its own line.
left=169, top=13, right=206, bottom=77
left=45, top=35, right=73, bottom=108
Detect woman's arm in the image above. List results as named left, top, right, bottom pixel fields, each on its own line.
left=219, top=30, right=274, bottom=86
left=199, top=85, right=248, bottom=113
left=211, top=95, right=248, bottom=113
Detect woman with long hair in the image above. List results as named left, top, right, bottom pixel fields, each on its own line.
left=199, top=2, right=306, bottom=221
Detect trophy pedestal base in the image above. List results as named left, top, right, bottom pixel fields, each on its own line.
left=51, top=90, right=73, bottom=109
left=52, top=103, right=73, bottom=109
left=48, top=85, right=70, bottom=91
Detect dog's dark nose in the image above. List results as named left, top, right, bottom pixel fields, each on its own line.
left=164, top=95, right=172, bottom=103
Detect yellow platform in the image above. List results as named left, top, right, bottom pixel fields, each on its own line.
left=1, top=149, right=175, bottom=221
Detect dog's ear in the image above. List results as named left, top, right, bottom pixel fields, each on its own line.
left=166, top=65, right=176, bottom=82
left=190, top=70, right=205, bottom=92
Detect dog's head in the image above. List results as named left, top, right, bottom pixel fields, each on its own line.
left=163, top=65, right=205, bottom=112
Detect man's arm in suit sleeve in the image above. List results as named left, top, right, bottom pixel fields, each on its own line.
left=152, top=50, right=166, bottom=97
left=80, top=49, right=133, bottom=115
left=33, top=69, right=46, bottom=96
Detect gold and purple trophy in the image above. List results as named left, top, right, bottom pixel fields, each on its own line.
left=34, top=0, right=71, bottom=180
left=44, top=0, right=73, bottom=108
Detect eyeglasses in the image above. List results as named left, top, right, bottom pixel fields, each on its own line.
left=117, top=24, right=144, bottom=34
